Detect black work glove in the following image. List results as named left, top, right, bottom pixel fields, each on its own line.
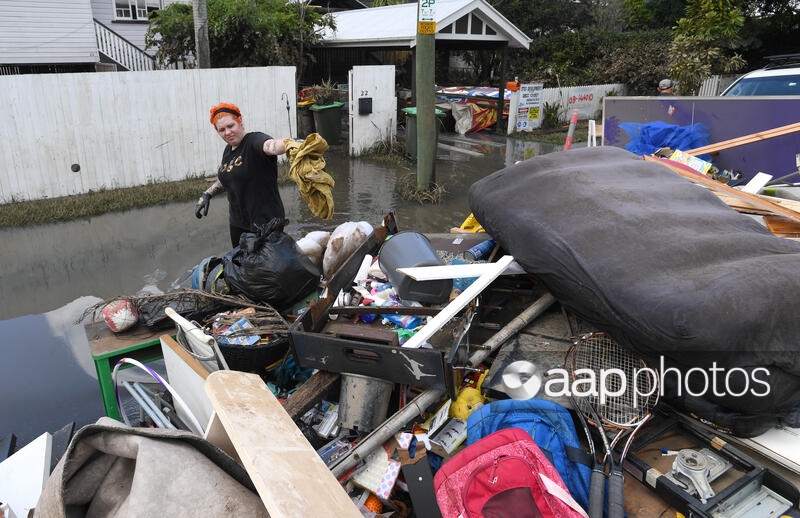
left=195, top=192, right=211, bottom=219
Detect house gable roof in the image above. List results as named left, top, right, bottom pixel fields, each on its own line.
left=319, top=0, right=530, bottom=50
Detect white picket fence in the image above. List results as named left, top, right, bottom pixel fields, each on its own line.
left=505, top=83, right=627, bottom=133
left=540, top=83, right=627, bottom=120
left=0, top=67, right=296, bottom=204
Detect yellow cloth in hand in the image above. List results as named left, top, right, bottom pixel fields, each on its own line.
left=284, top=134, right=335, bottom=219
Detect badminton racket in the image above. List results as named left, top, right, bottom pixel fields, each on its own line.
left=567, top=332, right=660, bottom=518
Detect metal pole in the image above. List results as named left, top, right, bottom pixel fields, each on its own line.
left=122, top=381, right=172, bottom=429
left=494, top=45, right=508, bottom=134
left=330, top=388, right=443, bottom=478
left=469, top=291, right=556, bottom=368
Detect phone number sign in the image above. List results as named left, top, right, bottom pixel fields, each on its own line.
left=516, top=83, right=544, bottom=131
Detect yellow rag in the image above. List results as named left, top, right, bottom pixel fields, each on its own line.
left=284, top=134, right=336, bottom=219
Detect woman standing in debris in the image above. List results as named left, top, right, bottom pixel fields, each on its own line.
left=194, top=102, right=289, bottom=248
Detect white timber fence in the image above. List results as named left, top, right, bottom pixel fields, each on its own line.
left=540, top=83, right=627, bottom=121
left=0, top=66, right=296, bottom=204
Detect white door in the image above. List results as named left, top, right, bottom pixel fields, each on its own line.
left=348, top=66, right=397, bottom=156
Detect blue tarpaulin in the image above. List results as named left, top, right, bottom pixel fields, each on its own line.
left=620, top=121, right=710, bottom=158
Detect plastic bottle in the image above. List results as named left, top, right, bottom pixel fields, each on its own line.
left=381, top=312, right=422, bottom=330
left=379, top=300, right=422, bottom=329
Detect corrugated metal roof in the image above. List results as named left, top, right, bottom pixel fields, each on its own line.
left=320, top=0, right=530, bottom=49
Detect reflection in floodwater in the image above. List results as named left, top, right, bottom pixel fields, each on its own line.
left=0, top=133, right=564, bottom=447
left=0, top=297, right=105, bottom=448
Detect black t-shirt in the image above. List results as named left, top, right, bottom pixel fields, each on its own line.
left=217, top=132, right=285, bottom=230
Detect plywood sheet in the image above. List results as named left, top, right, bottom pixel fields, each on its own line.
left=205, top=370, right=361, bottom=518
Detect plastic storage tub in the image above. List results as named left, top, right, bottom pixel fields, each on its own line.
left=378, top=231, right=452, bottom=304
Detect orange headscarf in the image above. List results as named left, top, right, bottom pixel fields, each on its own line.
left=209, top=102, right=242, bottom=126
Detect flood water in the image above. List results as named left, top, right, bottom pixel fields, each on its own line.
left=0, top=132, right=564, bottom=448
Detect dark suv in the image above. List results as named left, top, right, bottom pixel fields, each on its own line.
left=721, top=53, right=800, bottom=96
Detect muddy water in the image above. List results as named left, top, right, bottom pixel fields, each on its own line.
left=0, top=133, right=563, bottom=447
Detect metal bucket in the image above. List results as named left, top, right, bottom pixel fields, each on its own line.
left=338, top=373, right=394, bottom=433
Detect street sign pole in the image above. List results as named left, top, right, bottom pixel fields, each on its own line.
left=415, top=0, right=436, bottom=189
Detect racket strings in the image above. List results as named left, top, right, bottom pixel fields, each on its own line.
left=571, top=333, right=659, bottom=428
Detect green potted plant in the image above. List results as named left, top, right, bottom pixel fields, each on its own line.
left=312, top=79, right=337, bottom=106
left=310, top=78, right=343, bottom=144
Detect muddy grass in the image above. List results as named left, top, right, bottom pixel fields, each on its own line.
left=0, top=177, right=213, bottom=229
left=511, top=120, right=590, bottom=145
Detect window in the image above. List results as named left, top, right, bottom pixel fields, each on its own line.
left=115, top=0, right=162, bottom=21
left=723, top=74, right=800, bottom=96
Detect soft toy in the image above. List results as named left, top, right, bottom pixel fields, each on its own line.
left=449, top=387, right=486, bottom=420
left=449, top=370, right=489, bottom=420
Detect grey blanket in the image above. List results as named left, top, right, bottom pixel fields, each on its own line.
left=469, top=146, right=800, bottom=420
left=35, top=419, right=269, bottom=517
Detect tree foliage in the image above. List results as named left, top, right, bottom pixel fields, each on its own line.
left=623, top=0, right=686, bottom=29
left=588, top=29, right=673, bottom=94
left=489, top=0, right=797, bottom=95
left=507, top=30, right=622, bottom=87
left=489, top=0, right=595, bottom=37
left=145, top=3, right=194, bottom=67
left=737, top=0, right=800, bottom=67
left=668, top=0, right=745, bottom=94
left=145, top=0, right=334, bottom=71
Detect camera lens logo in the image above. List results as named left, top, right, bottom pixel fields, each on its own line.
left=501, top=361, right=542, bottom=400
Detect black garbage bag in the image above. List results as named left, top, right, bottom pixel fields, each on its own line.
left=223, top=218, right=321, bottom=310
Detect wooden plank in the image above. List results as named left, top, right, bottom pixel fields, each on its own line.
left=763, top=216, right=800, bottom=237
left=644, top=155, right=800, bottom=225
left=204, top=370, right=361, bottom=518
left=282, top=370, right=340, bottom=420
left=398, top=260, right=525, bottom=281
left=401, top=255, right=517, bottom=349
left=204, top=413, right=239, bottom=462
left=712, top=191, right=800, bottom=215
left=761, top=194, right=800, bottom=212
left=684, top=121, right=800, bottom=156
left=85, top=320, right=162, bottom=357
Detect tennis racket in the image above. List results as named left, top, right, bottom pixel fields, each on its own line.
left=567, top=386, right=606, bottom=518
left=567, top=332, right=660, bottom=518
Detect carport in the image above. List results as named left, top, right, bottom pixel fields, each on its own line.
left=309, top=0, right=531, bottom=132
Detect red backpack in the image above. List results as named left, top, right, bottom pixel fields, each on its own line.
left=433, top=427, right=589, bottom=518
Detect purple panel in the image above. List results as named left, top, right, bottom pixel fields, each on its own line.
left=602, top=96, right=800, bottom=181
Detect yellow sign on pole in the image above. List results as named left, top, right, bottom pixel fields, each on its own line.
left=418, top=0, right=436, bottom=34
left=418, top=21, right=436, bottom=34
